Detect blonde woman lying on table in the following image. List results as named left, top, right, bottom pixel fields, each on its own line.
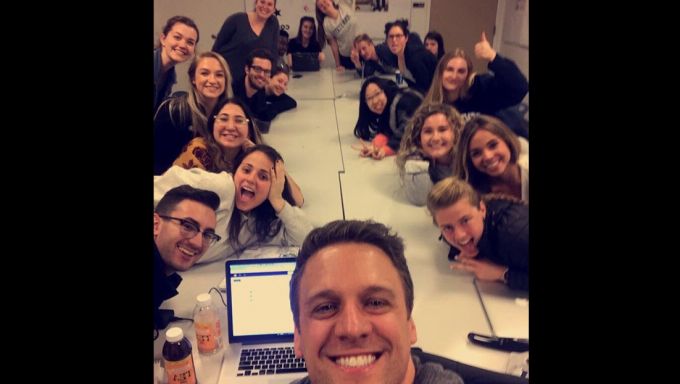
left=154, top=144, right=313, bottom=264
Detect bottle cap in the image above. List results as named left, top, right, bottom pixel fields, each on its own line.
left=196, top=293, right=212, bottom=305
left=165, top=327, right=184, bottom=342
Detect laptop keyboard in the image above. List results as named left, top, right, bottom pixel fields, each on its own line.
left=237, top=346, right=307, bottom=376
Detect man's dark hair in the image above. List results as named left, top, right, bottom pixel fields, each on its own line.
left=246, top=48, right=275, bottom=69
left=289, top=220, right=414, bottom=328
left=155, top=184, right=220, bottom=215
left=279, top=29, right=289, bottom=38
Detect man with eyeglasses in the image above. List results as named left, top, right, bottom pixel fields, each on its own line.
left=232, top=48, right=275, bottom=132
left=153, top=184, right=221, bottom=329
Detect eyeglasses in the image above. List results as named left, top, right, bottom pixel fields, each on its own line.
left=249, top=64, right=272, bottom=76
left=387, top=33, right=405, bottom=40
left=158, top=215, right=221, bottom=245
left=214, top=114, right=249, bottom=125
left=365, top=89, right=384, bottom=102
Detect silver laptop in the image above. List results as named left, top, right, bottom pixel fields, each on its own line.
left=224, top=257, right=307, bottom=383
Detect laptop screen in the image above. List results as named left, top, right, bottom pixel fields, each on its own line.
left=226, top=257, right=298, bottom=344
left=291, top=52, right=320, bottom=72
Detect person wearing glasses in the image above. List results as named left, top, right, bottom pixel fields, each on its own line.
left=154, top=184, right=220, bottom=329
left=155, top=144, right=312, bottom=265
left=173, top=97, right=262, bottom=173
left=354, top=76, right=423, bottom=160
left=212, top=0, right=279, bottom=86
left=154, top=52, right=233, bottom=175
left=232, top=48, right=275, bottom=133
left=173, top=97, right=304, bottom=208
left=376, top=19, right=437, bottom=94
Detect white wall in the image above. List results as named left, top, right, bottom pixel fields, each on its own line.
left=155, top=0, right=525, bottom=84
left=494, top=0, right=528, bottom=105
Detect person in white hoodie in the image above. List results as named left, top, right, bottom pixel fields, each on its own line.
left=154, top=144, right=314, bottom=264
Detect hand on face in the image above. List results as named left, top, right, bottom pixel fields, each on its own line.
left=268, top=159, right=287, bottom=212
left=350, top=48, right=360, bottom=66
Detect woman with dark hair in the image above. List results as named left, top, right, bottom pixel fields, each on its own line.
left=316, top=0, right=358, bottom=72
left=354, top=77, right=423, bottom=160
left=154, top=144, right=313, bottom=264
left=154, top=15, right=199, bottom=111
left=172, top=97, right=262, bottom=173
left=287, top=16, right=325, bottom=66
left=154, top=52, right=232, bottom=175
left=263, top=63, right=297, bottom=121
left=226, top=144, right=309, bottom=255
left=173, top=97, right=305, bottom=207
left=212, top=0, right=279, bottom=77
left=375, top=18, right=437, bottom=93
left=453, top=114, right=529, bottom=203
left=424, top=30, right=445, bottom=61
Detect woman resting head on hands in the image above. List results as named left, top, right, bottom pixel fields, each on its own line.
left=355, top=76, right=423, bottom=160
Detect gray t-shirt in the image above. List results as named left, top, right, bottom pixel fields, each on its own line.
left=323, top=2, right=357, bottom=56
left=290, top=353, right=464, bottom=384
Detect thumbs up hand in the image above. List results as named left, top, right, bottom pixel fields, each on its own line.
left=474, top=31, right=497, bottom=62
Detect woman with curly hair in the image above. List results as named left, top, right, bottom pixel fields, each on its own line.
left=396, top=102, right=463, bottom=205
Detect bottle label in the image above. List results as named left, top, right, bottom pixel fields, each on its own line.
left=195, top=322, right=218, bottom=353
left=215, top=319, right=222, bottom=339
left=164, top=354, right=197, bottom=384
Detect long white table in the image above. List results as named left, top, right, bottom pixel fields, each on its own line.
left=154, top=68, right=528, bottom=382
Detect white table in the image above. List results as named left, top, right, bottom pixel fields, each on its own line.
left=154, top=68, right=529, bottom=381
left=475, top=280, right=529, bottom=339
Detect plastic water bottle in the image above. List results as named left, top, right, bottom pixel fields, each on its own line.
left=193, top=293, right=222, bottom=354
left=163, top=327, right=198, bottom=384
left=395, top=70, right=403, bottom=85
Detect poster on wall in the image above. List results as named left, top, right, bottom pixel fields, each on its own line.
left=502, top=0, right=528, bottom=48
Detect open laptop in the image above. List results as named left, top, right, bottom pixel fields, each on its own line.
left=291, top=52, right=320, bottom=72
left=224, top=257, right=307, bottom=383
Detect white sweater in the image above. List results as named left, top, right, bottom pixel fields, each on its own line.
left=154, top=166, right=313, bottom=264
